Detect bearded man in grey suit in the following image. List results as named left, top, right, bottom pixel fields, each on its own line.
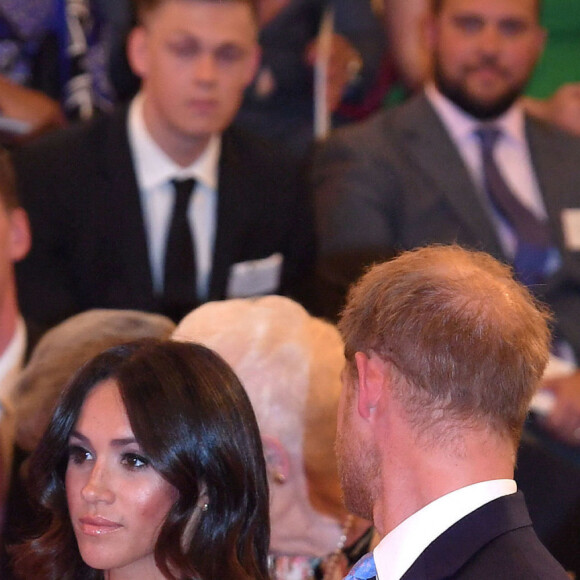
left=314, top=0, right=580, bottom=449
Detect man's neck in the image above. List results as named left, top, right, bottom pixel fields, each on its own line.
left=141, top=100, right=212, bottom=168
left=373, top=429, right=515, bottom=536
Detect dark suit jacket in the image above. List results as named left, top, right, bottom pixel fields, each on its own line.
left=386, top=492, right=569, bottom=579
left=12, top=106, right=316, bottom=328
left=314, top=92, right=580, bottom=358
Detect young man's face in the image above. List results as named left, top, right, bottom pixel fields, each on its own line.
left=129, top=0, right=259, bottom=155
left=429, top=0, right=545, bottom=118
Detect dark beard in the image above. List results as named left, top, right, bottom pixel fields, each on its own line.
left=433, top=60, right=524, bottom=120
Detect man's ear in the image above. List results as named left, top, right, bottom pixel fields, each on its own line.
left=354, top=351, right=386, bottom=420
left=262, top=434, right=290, bottom=485
left=126, top=26, right=148, bottom=80
left=8, top=208, right=31, bottom=263
left=244, top=44, right=262, bottom=88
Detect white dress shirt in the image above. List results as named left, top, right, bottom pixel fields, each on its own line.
left=128, top=93, right=220, bottom=301
left=0, top=317, right=26, bottom=415
left=0, top=317, right=27, bottom=487
left=373, top=479, right=517, bottom=580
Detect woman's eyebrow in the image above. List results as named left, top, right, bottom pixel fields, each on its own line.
left=68, top=431, right=137, bottom=448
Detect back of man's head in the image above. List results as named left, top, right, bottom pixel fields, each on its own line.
left=339, top=245, right=551, bottom=446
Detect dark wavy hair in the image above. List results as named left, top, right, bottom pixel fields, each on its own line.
left=12, top=339, right=270, bottom=580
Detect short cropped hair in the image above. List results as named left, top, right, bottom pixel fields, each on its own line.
left=132, top=0, right=259, bottom=23
left=13, top=339, right=270, bottom=580
left=339, top=245, right=551, bottom=445
left=432, top=0, right=542, bottom=18
left=0, top=149, right=19, bottom=211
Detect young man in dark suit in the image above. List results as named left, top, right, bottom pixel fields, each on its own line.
left=337, top=245, right=570, bottom=579
left=12, top=0, right=315, bottom=328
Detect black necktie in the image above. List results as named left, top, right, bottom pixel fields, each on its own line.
left=476, top=126, right=552, bottom=287
left=163, top=178, right=197, bottom=321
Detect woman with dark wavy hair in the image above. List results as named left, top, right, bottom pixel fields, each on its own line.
left=11, top=339, right=270, bottom=580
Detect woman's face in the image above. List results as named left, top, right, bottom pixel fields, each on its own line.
left=66, top=378, right=179, bottom=578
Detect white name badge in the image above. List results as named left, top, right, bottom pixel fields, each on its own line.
left=226, top=253, right=283, bottom=298
left=561, top=208, right=580, bottom=251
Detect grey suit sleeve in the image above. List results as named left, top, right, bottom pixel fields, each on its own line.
left=313, top=119, right=400, bottom=258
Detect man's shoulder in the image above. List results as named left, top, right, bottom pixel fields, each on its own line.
left=324, top=93, right=435, bottom=151
left=407, top=493, right=569, bottom=579
left=221, top=124, right=303, bottom=167
left=12, top=106, right=128, bottom=165
left=526, top=114, right=580, bottom=152
left=220, top=124, right=310, bottom=191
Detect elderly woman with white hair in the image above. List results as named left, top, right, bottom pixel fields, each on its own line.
left=172, top=295, right=375, bottom=580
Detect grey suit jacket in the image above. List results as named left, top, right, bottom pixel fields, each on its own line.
left=314, top=92, right=580, bottom=356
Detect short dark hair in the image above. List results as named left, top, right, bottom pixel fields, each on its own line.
left=0, top=149, right=19, bottom=211
left=12, top=339, right=270, bottom=580
left=132, top=0, right=259, bottom=24
left=432, top=0, right=542, bottom=19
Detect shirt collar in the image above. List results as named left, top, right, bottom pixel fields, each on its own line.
left=425, top=83, right=527, bottom=147
left=0, top=316, right=26, bottom=394
left=128, top=93, right=221, bottom=191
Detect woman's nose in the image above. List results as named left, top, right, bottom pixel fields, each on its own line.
left=81, top=465, right=115, bottom=504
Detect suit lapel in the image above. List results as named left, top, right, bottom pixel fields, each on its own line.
left=101, top=107, right=155, bottom=303
left=397, top=95, right=505, bottom=257
left=208, top=129, right=253, bottom=299
left=526, top=117, right=571, bottom=252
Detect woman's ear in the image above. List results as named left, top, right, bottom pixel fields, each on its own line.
left=181, top=483, right=209, bottom=550
left=262, top=435, right=290, bottom=485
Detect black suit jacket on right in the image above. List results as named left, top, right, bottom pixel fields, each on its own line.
left=12, top=107, right=316, bottom=328
left=378, top=493, right=568, bottom=580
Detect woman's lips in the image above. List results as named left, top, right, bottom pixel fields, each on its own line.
left=79, top=516, right=122, bottom=536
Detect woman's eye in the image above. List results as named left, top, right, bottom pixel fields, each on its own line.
left=68, top=445, right=92, bottom=465
left=121, top=453, right=150, bottom=470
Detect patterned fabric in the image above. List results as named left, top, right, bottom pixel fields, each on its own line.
left=0, top=0, right=54, bottom=83
left=343, top=552, right=376, bottom=580
left=269, top=554, right=317, bottom=580
left=0, top=0, right=114, bottom=117
left=59, top=0, right=114, bottom=119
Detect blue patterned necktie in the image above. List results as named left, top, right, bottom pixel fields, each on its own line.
left=344, top=552, right=377, bottom=580
left=476, top=126, right=553, bottom=288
